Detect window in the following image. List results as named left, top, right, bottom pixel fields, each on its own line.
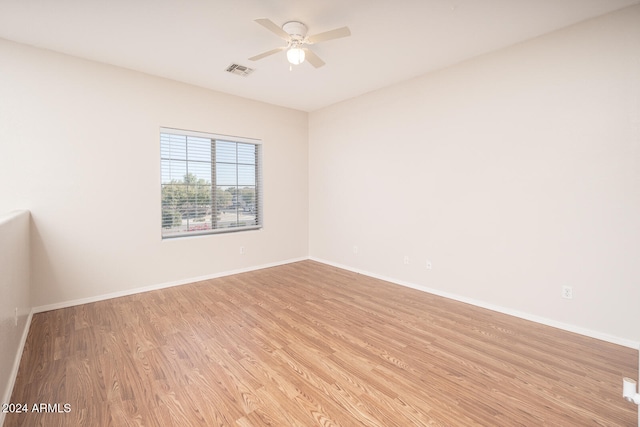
left=160, top=128, right=262, bottom=238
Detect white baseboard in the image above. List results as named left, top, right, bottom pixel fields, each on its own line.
left=26, top=254, right=640, bottom=348
left=309, top=257, right=640, bottom=350
left=1, top=309, right=33, bottom=427
left=33, top=257, right=308, bottom=314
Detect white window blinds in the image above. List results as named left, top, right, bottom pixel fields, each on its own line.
left=160, top=128, right=262, bottom=238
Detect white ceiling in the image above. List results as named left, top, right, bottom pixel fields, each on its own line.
left=1, top=0, right=637, bottom=112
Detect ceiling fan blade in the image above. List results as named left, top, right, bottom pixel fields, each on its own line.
left=307, top=26, right=351, bottom=44
left=303, top=48, right=325, bottom=68
left=254, top=18, right=290, bottom=41
left=249, top=47, right=286, bottom=61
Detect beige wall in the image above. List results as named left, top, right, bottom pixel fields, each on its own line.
left=1, top=5, right=638, bottom=350
left=0, top=210, right=31, bottom=423
left=309, top=6, right=640, bottom=345
left=0, top=39, right=309, bottom=308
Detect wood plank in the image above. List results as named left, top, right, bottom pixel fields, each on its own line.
left=5, top=260, right=638, bottom=426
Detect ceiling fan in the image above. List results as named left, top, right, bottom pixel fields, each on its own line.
left=249, top=18, right=351, bottom=68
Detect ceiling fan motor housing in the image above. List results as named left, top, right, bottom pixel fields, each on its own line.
left=283, top=21, right=308, bottom=41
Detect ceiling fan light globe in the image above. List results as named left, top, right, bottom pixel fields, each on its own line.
left=287, top=47, right=305, bottom=65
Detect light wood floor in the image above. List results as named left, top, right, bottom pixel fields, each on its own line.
left=6, top=260, right=638, bottom=426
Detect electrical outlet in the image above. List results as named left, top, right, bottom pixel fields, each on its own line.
left=426, top=260, right=432, bottom=270
left=404, top=256, right=410, bottom=265
left=562, top=286, right=573, bottom=299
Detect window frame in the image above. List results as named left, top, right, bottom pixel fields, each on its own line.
left=160, top=127, right=263, bottom=239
